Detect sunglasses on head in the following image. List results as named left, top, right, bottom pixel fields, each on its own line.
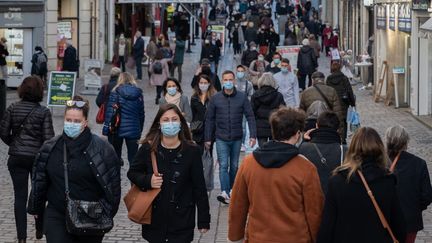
left=66, top=100, right=87, bottom=108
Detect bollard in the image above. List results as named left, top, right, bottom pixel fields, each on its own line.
left=0, top=79, right=6, bottom=119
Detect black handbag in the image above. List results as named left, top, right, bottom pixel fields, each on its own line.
left=190, top=120, right=203, bottom=133
left=63, top=143, right=113, bottom=236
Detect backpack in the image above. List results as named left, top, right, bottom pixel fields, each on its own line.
left=35, top=53, right=47, bottom=74
left=152, top=61, right=163, bottom=74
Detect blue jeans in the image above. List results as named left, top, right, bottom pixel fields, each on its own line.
left=216, top=139, right=242, bottom=193
left=135, top=57, right=143, bottom=80
left=210, top=61, right=216, bottom=74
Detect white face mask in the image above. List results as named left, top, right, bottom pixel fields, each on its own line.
left=199, top=83, right=210, bottom=92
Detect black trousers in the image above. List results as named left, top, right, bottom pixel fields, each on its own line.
left=298, top=72, right=313, bottom=90
left=119, top=56, right=126, bottom=72
left=156, top=85, right=163, bottom=103
left=8, top=155, right=44, bottom=240
left=44, top=206, right=104, bottom=243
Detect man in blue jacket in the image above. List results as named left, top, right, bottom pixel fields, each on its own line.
left=133, top=30, right=145, bottom=81
left=205, top=70, right=257, bottom=204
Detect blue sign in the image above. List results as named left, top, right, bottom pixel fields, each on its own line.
left=398, top=3, right=412, bottom=33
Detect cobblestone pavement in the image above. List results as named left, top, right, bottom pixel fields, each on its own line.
left=0, top=40, right=431, bottom=242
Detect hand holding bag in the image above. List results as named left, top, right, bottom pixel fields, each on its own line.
left=96, top=85, right=108, bottom=124
left=63, top=143, right=114, bottom=236
left=124, top=152, right=161, bottom=224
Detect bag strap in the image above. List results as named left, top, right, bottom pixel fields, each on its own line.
left=63, top=143, right=70, bottom=196
left=389, top=153, right=401, bottom=173
left=13, top=105, right=38, bottom=138
left=314, top=85, right=333, bottom=110
left=357, top=171, right=399, bottom=243
left=340, top=145, right=344, bottom=165
left=151, top=151, right=159, bottom=176
left=312, top=143, right=327, bottom=166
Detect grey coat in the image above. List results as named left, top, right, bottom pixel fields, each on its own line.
left=159, top=94, right=192, bottom=123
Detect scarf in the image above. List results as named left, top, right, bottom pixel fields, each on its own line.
left=165, top=92, right=182, bottom=111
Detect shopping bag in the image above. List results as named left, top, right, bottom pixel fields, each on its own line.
left=350, top=107, right=361, bottom=133
left=202, top=149, right=214, bottom=191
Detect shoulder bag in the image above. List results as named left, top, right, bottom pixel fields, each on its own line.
left=314, top=85, right=333, bottom=110
left=96, top=85, right=108, bottom=124
left=63, top=143, right=114, bottom=236
left=357, top=170, right=399, bottom=243
left=124, top=152, right=161, bottom=224
left=108, top=92, right=121, bottom=134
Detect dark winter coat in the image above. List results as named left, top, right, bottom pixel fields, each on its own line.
left=299, top=128, right=346, bottom=194
left=96, top=77, right=118, bottom=108
left=244, top=27, right=258, bottom=45
left=241, top=49, right=259, bottom=67
left=62, top=45, right=78, bottom=72
left=391, top=151, right=432, bottom=232
left=190, top=95, right=209, bottom=143
left=173, top=40, right=186, bottom=64
left=257, top=30, right=271, bottom=47
left=133, top=37, right=145, bottom=60
left=0, top=101, right=54, bottom=157
left=31, top=51, right=48, bottom=76
left=317, top=159, right=406, bottom=243
left=297, top=45, right=318, bottom=75
left=251, top=86, right=285, bottom=139
left=0, top=42, right=9, bottom=66
left=205, top=88, right=257, bottom=142
left=326, top=71, right=356, bottom=118
left=28, top=132, right=121, bottom=219
left=127, top=142, right=210, bottom=242
left=103, top=84, right=144, bottom=139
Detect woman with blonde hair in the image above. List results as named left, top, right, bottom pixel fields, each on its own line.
left=103, top=72, right=144, bottom=167
left=251, top=72, right=285, bottom=146
left=317, top=127, right=406, bottom=243
left=385, top=125, right=432, bottom=243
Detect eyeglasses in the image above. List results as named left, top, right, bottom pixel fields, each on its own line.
left=66, top=100, right=87, bottom=108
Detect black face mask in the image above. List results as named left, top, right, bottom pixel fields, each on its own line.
left=202, top=66, right=211, bottom=75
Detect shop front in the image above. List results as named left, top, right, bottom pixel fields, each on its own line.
left=0, top=1, right=45, bottom=87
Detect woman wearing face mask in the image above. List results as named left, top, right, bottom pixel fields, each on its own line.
left=159, top=78, right=192, bottom=123
left=127, top=104, right=210, bottom=243
left=190, top=75, right=217, bottom=151
left=249, top=54, right=270, bottom=90
left=28, top=96, right=121, bottom=243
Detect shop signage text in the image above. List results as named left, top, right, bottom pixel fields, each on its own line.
left=47, top=72, right=76, bottom=107
left=398, top=3, right=412, bottom=32
left=377, top=5, right=388, bottom=30
left=393, top=67, right=405, bottom=74
left=412, top=0, right=430, bottom=10
left=389, top=4, right=397, bottom=31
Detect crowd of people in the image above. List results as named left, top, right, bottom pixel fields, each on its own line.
left=0, top=1, right=431, bottom=243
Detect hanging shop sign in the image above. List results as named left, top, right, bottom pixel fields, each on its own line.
left=389, top=4, right=397, bottom=31
left=377, top=5, right=387, bottom=30
left=398, top=3, right=412, bottom=33
left=412, top=0, right=430, bottom=10
left=47, top=71, right=76, bottom=107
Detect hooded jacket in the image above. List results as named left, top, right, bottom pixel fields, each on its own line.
left=251, top=86, right=285, bottom=138
left=229, top=141, right=324, bottom=243
left=326, top=71, right=356, bottom=117
left=297, top=45, right=318, bottom=74
left=103, top=84, right=144, bottom=139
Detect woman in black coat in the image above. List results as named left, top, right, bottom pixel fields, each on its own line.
left=385, top=125, right=432, bottom=243
left=190, top=75, right=217, bottom=150
left=0, top=76, right=54, bottom=243
left=251, top=73, right=285, bottom=147
left=317, top=127, right=406, bottom=243
left=326, top=62, right=355, bottom=144
left=27, top=96, right=121, bottom=243
left=127, top=104, right=210, bottom=243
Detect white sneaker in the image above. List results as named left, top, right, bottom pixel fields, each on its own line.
left=217, top=191, right=230, bottom=204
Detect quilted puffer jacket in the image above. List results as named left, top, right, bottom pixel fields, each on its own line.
left=205, top=88, right=256, bottom=142
left=27, top=134, right=121, bottom=217
left=0, top=101, right=54, bottom=157
left=103, top=84, right=145, bottom=139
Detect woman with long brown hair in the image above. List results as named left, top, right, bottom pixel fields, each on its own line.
left=317, top=127, right=406, bottom=243
left=127, top=104, right=210, bottom=243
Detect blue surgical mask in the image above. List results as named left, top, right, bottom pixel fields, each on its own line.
left=223, top=80, right=234, bottom=90
left=161, top=122, right=181, bottom=137
left=281, top=67, right=289, bottom=73
left=236, top=71, right=245, bottom=79
left=167, top=87, right=177, bottom=96
left=274, top=59, right=281, bottom=65
left=64, top=121, right=83, bottom=138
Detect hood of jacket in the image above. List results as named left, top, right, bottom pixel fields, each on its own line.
left=116, top=84, right=142, bottom=100
left=326, top=71, right=346, bottom=85
left=300, top=45, right=314, bottom=54
left=253, top=141, right=299, bottom=168
left=254, top=86, right=279, bottom=105
left=310, top=128, right=341, bottom=144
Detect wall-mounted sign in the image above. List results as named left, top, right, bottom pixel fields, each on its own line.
left=398, top=3, right=412, bottom=33
left=57, top=21, right=72, bottom=39
left=389, top=4, right=397, bottom=31
left=393, top=67, right=405, bottom=74
left=412, top=0, right=430, bottom=10
left=377, top=5, right=387, bottom=30
left=364, top=0, right=373, bottom=7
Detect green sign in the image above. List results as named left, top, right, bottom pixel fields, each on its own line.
left=392, top=67, right=405, bottom=74
left=47, top=71, right=77, bottom=106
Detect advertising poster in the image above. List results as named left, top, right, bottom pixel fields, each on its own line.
left=276, top=45, right=302, bottom=70
left=398, top=3, right=412, bottom=33
left=84, top=59, right=103, bottom=89
left=376, top=5, right=387, bottom=30
left=47, top=71, right=76, bottom=107
left=389, top=4, right=397, bottom=31
left=211, top=25, right=225, bottom=55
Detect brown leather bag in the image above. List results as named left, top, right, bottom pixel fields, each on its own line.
left=357, top=170, right=399, bottom=243
left=124, top=152, right=161, bottom=224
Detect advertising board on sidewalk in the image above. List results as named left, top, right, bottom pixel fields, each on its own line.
left=47, top=71, right=76, bottom=107
left=276, top=45, right=302, bottom=70
left=84, top=59, right=103, bottom=89
left=211, top=25, right=226, bottom=55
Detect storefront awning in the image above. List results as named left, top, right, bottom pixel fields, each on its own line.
left=419, top=18, right=432, bottom=39
left=420, top=17, right=432, bottom=32
left=118, top=0, right=208, bottom=3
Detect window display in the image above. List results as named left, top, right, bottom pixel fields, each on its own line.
left=4, top=29, right=24, bottom=76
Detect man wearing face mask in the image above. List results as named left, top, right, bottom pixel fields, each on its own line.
left=273, top=58, right=300, bottom=108
left=265, top=52, right=282, bottom=74
left=191, top=58, right=222, bottom=91
left=241, top=42, right=259, bottom=67
left=236, top=65, right=254, bottom=152
left=205, top=70, right=257, bottom=204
